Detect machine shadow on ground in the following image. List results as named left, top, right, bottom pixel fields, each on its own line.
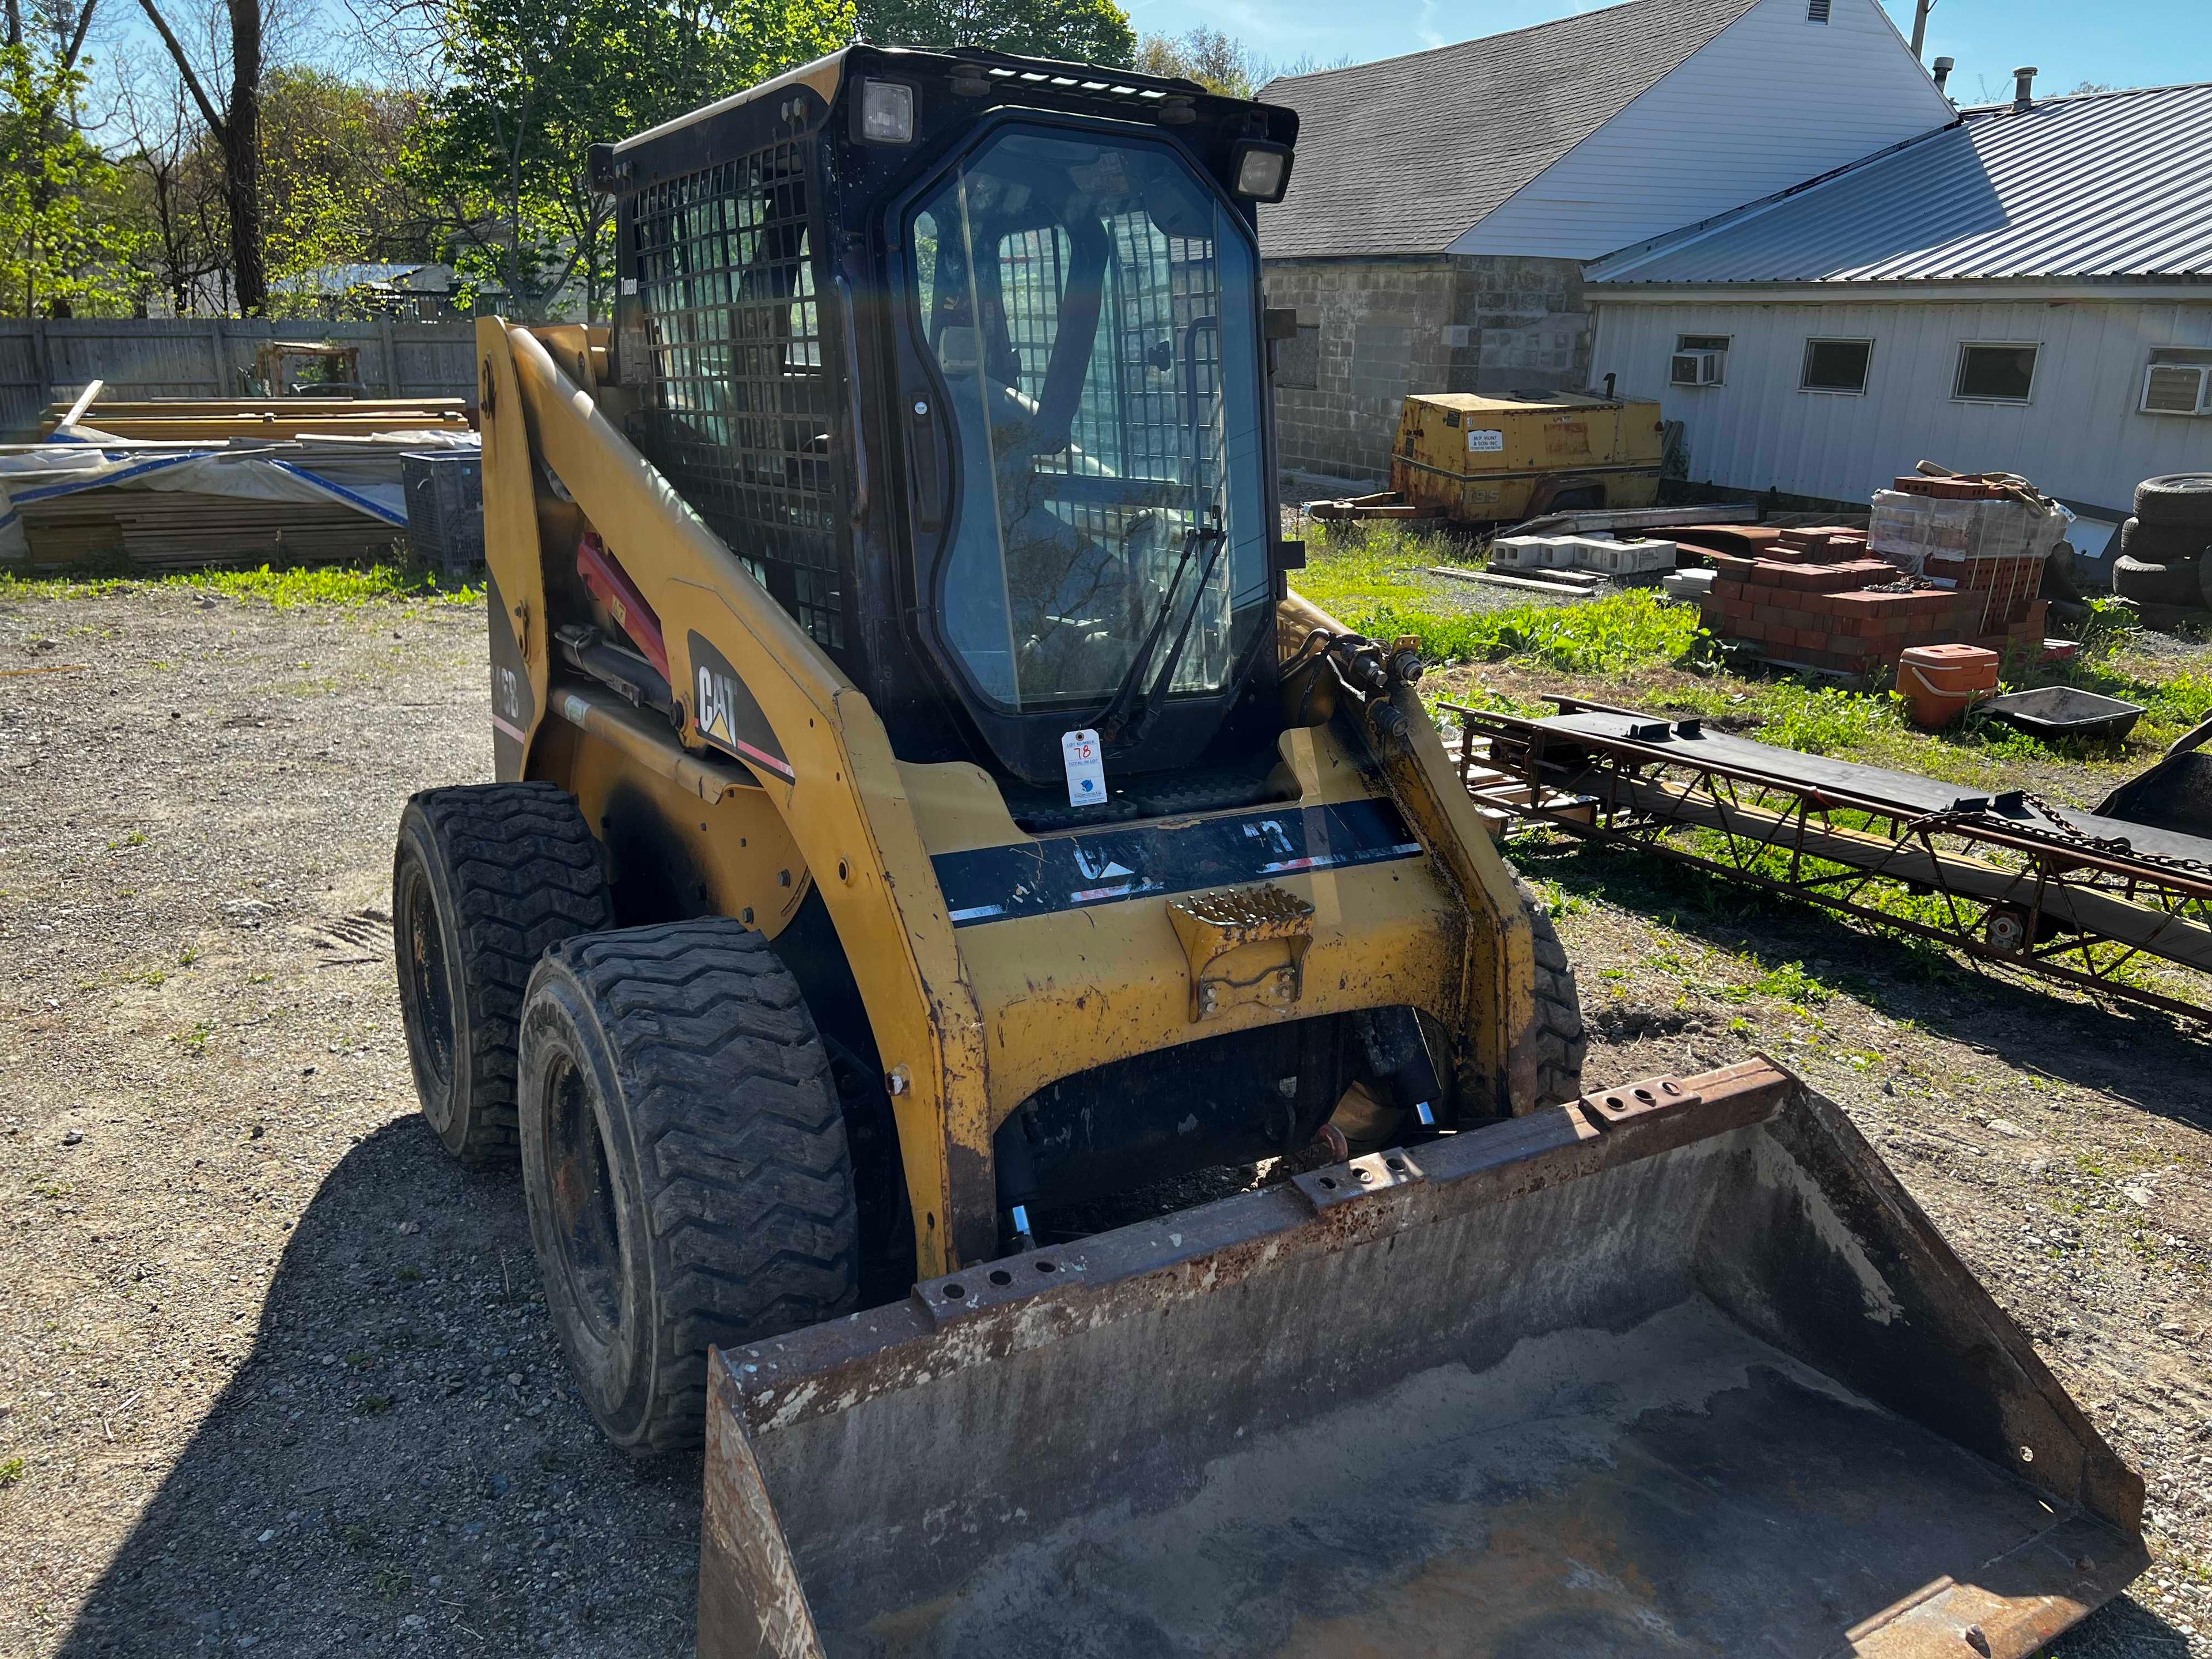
left=56, top=1120, right=706, bottom=1658
left=1513, top=834, right=2212, bottom=1131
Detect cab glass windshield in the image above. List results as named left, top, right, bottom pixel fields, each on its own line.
left=905, top=127, right=1270, bottom=718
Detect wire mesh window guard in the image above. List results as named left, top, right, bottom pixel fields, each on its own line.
left=631, top=142, right=846, bottom=651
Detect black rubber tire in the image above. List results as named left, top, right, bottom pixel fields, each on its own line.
left=393, top=782, right=612, bottom=1166
left=2112, top=552, right=2205, bottom=608
left=2118, top=515, right=2212, bottom=563
left=2134, top=473, right=2212, bottom=529
left=2199, top=550, right=2212, bottom=612
left=1515, top=875, right=1588, bottom=1107
left=517, top=918, right=860, bottom=1455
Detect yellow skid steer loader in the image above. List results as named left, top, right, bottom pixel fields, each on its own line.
left=393, top=44, right=2146, bottom=1656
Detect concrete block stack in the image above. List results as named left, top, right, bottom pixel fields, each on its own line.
left=1491, top=533, right=1677, bottom=578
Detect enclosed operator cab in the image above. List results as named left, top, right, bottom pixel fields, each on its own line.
left=593, top=48, right=1302, bottom=804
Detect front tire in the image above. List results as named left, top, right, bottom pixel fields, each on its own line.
left=393, top=782, right=613, bottom=1165
left=1515, top=874, right=1587, bottom=1107
left=517, top=919, right=860, bottom=1455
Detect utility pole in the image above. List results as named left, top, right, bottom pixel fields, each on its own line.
left=1910, top=0, right=1936, bottom=59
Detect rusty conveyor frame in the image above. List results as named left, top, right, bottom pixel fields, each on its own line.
left=1445, top=696, right=2212, bottom=1025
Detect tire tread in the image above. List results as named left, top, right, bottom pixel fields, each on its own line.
left=1513, top=875, right=1588, bottom=1108
left=542, top=918, right=859, bottom=1453
left=400, top=782, right=611, bottom=1164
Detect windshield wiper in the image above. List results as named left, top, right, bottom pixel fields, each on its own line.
left=1091, top=523, right=1228, bottom=747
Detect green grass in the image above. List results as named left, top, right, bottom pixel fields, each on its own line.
left=0, top=561, right=480, bottom=608
left=1297, top=524, right=1707, bottom=673
left=1304, top=528, right=2211, bottom=797
left=0, top=1456, right=23, bottom=1488
left=1289, top=525, right=1440, bottom=617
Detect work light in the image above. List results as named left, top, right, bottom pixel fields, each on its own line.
left=1232, top=140, right=1292, bottom=202
left=860, top=79, right=916, bottom=145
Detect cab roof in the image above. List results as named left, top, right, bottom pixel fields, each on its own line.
left=612, top=44, right=1215, bottom=156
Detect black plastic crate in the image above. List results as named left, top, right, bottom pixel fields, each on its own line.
left=401, top=450, right=484, bottom=575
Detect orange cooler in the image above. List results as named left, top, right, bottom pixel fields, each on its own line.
left=1899, top=643, right=1999, bottom=728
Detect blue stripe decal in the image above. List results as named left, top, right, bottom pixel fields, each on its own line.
left=932, top=798, right=1426, bottom=927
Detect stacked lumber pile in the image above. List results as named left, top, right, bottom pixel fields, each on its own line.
left=39, top=397, right=475, bottom=442
left=17, top=493, right=402, bottom=569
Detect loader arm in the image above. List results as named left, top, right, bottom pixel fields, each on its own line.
left=485, top=319, right=995, bottom=1277
left=1277, top=589, right=1546, bottom=1112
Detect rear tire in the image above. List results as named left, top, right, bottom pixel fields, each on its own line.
left=2112, top=552, right=2203, bottom=608
left=1515, top=875, right=1587, bottom=1106
left=393, top=782, right=612, bottom=1165
left=517, top=918, right=860, bottom=1455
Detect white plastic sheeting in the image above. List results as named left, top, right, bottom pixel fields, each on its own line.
left=0, top=427, right=479, bottom=561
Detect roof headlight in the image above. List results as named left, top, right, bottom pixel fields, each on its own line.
left=1232, top=140, right=1293, bottom=203
left=859, top=79, right=915, bottom=145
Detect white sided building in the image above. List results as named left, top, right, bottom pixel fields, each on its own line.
left=1256, top=0, right=1955, bottom=478
left=1586, top=79, right=2212, bottom=559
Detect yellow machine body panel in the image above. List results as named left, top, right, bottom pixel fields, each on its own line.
left=1387, top=391, right=1664, bottom=523
left=478, top=319, right=1541, bottom=1277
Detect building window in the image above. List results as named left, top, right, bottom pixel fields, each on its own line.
left=1801, top=338, right=1872, bottom=393
left=1671, top=333, right=1729, bottom=387
left=2141, top=348, right=2212, bottom=416
left=1953, top=343, right=2038, bottom=403
left=1806, top=0, right=1830, bottom=20
left=1277, top=324, right=1320, bottom=391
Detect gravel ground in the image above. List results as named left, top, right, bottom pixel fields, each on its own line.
left=1, top=585, right=2206, bottom=1657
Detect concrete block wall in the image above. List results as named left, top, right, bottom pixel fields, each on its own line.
left=1264, top=254, right=1592, bottom=479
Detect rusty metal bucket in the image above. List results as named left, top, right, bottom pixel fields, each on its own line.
left=698, top=1059, right=2145, bottom=1658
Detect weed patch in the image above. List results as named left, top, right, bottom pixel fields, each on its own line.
left=0, top=562, right=479, bottom=609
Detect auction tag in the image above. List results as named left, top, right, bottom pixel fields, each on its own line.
left=1467, top=429, right=1505, bottom=452
left=1061, top=729, right=1106, bottom=808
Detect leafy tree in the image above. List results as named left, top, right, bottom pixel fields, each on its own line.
left=1132, top=26, right=1250, bottom=96
left=857, top=0, right=1131, bottom=65
left=2, top=39, right=145, bottom=313
left=1132, top=29, right=1345, bottom=96
left=403, top=0, right=851, bottom=319
left=259, top=66, right=432, bottom=308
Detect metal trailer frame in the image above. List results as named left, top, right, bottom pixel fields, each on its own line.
left=1444, top=695, right=2212, bottom=1025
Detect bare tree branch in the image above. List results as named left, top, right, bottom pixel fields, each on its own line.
left=131, top=0, right=225, bottom=139
left=62, top=0, right=97, bottom=68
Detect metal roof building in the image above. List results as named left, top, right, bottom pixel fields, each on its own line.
left=1585, top=81, right=2212, bottom=536
left=1255, top=0, right=1953, bottom=479
left=1589, top=81, right=2212, bottom=285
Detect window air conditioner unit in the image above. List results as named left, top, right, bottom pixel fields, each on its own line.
left=1670, top=350, right=1725, bottom=387
left=2142, top=362, right=2210, bottom=415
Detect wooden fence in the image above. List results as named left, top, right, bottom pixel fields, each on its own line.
left=0, top=318, right=480, bottom=437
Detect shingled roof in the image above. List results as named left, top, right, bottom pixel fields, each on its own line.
left=1257, top=0, right=1763, bottom=260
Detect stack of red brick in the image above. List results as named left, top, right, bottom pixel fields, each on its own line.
left=1681, top=524, right=2047, bottom=679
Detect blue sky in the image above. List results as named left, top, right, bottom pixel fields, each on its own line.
left=1127, top=0, right=2210, bottom=100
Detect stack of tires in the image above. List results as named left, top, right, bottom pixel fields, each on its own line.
left=2112, top=474, right=2212, bottom=607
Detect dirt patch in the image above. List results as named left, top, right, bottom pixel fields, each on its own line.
left=0, top=586, right=2205, bottom=1657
